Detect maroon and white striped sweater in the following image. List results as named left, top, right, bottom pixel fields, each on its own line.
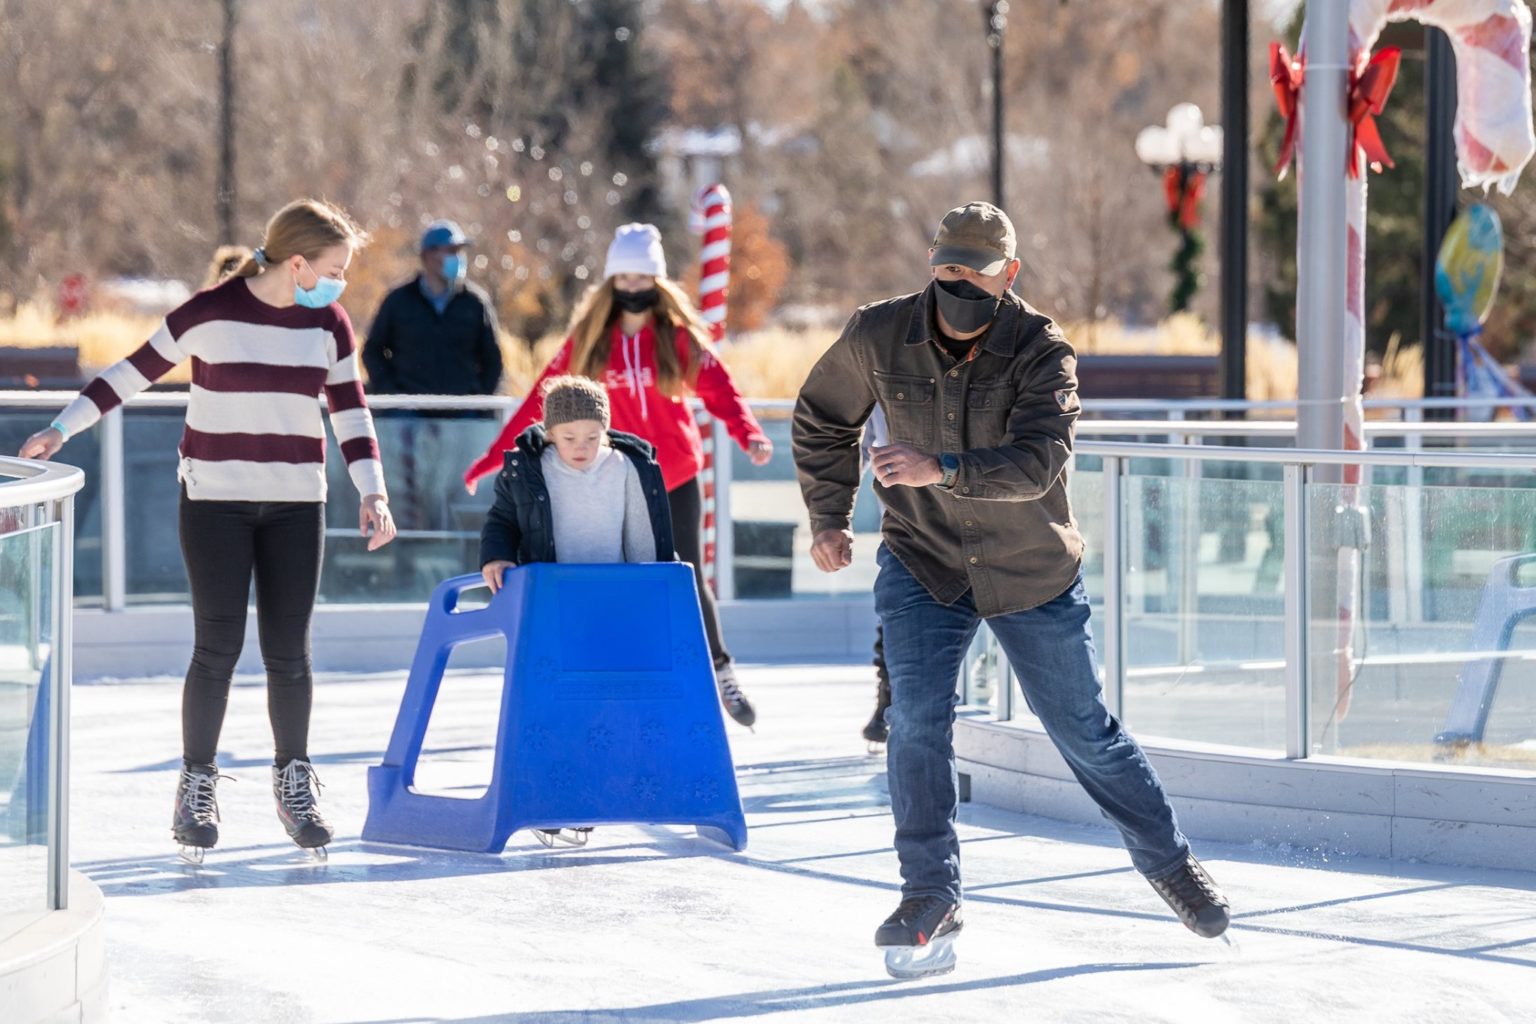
left=55, top=277, right=387, bottom=503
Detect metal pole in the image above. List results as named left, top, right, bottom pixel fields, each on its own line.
left=1283, top=464, right=1310, bottom=759
left=47, top=495, right=75, bottom=910
left=1220, top=0, right=1250, bottom=403
left=1101, top=455, right=1125, bottom=719
left=217, top=0, right=238, bottom=243
left=987, top=2, right=1008, bottom=211
left=1421, top=27, right=1458, bottom=420
left=101, top=409, right=127, bottom=611
left=1295, top=2, right=1350, bottom=457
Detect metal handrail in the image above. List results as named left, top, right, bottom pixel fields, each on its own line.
left=0, top=455, right=87, bottom=510
left=1076, top=439, right=1536, bottom=470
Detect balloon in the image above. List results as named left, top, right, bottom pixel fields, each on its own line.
left=1434, top=203, right=1505, bottom=337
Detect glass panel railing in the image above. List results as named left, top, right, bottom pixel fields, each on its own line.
left=0, top=517, right=55, bottom=941
left=0, top=410, right=102, bottom=603
left=1120, top=470, right=1287, bottom=750
left=1310, top=479, right=1536, bottom=769
left=726, top=411, right=879, bottom=600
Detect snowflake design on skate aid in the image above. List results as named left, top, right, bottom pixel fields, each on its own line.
left=524, top=724, right=551, bottom=752
left=692, top=777, right=720, bottom=803
left=639, top=720, right=667, bottom=745
left=546, top=762, right=576, bottom=790
left=587, top=725, right=614, bottom=752
left=634, top=775, right=660, bottom=802
left=688, top=721, right=713, bottom=745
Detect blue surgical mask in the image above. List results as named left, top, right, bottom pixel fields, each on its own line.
left=294, top=259, right=346, bottom=308
left=442, top=254, right=467, bottom=285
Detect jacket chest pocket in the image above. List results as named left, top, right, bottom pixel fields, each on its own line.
left=874, top=371, right=936, bottom=451
left=965, top=380, right=1017, bottom=448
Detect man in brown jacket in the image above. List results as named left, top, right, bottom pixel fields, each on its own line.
left=793, top=202, right=1230, bottom=979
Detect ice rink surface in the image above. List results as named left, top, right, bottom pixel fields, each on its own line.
left=69, top=664, right=1535, bottom=1024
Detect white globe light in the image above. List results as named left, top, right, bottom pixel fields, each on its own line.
left=1166, top=102, right=1205, bottom=141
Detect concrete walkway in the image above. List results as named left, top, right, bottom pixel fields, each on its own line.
left=70, top=664, right=1536, bottom=1023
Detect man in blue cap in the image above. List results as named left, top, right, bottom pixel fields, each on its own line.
left=364, top=219, right=505, bottom=533
left=364, top=219, right=504, bottom=399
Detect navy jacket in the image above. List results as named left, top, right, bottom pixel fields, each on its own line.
left=479, top=424, right=676, bottom=567
left=363, top=276, right=504, bottom=396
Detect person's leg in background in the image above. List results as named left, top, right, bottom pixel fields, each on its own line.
left=668, top=476, right=756, bottom=728
left=863, top=621, right=892, bottom=747
left=251, top=499, right=333, bottom=851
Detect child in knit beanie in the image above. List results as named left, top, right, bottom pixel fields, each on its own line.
left=479, top=376, right=674, bottom=596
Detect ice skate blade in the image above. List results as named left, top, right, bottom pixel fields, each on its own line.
left=177, top=845, right=207, bottom=866
left=300, top=845, right=328, bottom=863
left=535, top=828, right=592, bottom=848
left=883, top=935, right=957, bottom=979
left=865, top=741, right=886, bottom=755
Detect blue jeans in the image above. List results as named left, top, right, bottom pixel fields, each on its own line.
left=874, top=545, right=1189, bottom=901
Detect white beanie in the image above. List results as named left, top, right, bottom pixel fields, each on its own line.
left=605, top=223, right=667, bottom=279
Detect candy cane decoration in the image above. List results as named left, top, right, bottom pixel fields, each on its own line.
left=692, top=184, right=733, bottom=595
left=1273, top=0, right=1535, bottom=725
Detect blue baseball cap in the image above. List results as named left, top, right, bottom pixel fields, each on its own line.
left=420, top=219, right=471, bottom=252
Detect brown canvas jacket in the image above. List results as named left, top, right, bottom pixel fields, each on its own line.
left=792, top=284, right=1084, bottom=615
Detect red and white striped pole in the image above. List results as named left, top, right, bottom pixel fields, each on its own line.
left=693, top=184, right=732, bottom=596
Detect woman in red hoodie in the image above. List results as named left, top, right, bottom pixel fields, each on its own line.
left=464, top=223, right=772, bottom=727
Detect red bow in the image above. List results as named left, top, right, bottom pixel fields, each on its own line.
left=1163, top=166, right=1207, bottom=230
left=1347, top=46, right=1401, bottom=178
left=1269, top=42, right=1402, bottom=180
left=1269, top=42, right=1303, bottom=179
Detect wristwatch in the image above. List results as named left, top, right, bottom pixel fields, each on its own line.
left=936, top=453, right=960, bottom=490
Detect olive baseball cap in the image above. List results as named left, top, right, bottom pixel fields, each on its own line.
left=930, top=202, right=1017, bottom=275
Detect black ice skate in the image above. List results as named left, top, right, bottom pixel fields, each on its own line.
left=862, top=673, right=891, bottom=751
left=273, top=759, right=333, bottom=861
left=874, top=895, right=963, bottom=979
left=1148, top=854, right=1230, bottom=938
left=714, top=661, right=757, bottom=730
left=534, top=827, right=594, bottom=848
left=172, top=762, right=228, bottom=865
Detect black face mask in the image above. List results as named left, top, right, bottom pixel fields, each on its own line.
left=613, top=287, right=660, bottom=314
left=933, top=277, right=1001, bottom=335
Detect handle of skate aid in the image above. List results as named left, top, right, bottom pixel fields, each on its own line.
left=432, top=572, right=505, bottom=620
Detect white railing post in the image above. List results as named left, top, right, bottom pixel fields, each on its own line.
left=1283, top=463, right=1311, bottom=759
left=101, top=408, right=127, bottom=612
left=1101, top=455, right=1126, bottom=719
left=1178, top=432, right=1202, bottom=667
left=47, top=494, right=75, bottom=910
left=711, top=416, right=736, bottom=602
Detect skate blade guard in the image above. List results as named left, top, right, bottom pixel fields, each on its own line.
left=363, top=564, right=749, bottom=854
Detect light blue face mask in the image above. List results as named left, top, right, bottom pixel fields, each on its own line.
left=294, top=258, right=347, bottom=309
left=441, top=253, right=467, bottom=285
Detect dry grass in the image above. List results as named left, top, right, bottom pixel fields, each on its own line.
left=1338, top=742, right=1536, bottom=771
left=1, top=302, right=1308, bottom=404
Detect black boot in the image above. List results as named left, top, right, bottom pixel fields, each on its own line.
left=1148, top=854, right=1231, bottom=938
left=173, top=762, right=225, bottom=854
left=273, top=759, right=334, bottom=851
left=862, top=625, right=891, bottom=745
left=875, top=895, right=963, bottom=978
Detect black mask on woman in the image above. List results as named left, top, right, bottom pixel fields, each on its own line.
left=933, top=277, right=1001, bottom=335
left=613, top=287, right=660, bottom=314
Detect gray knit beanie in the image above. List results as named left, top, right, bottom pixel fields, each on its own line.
left=542, top=375, right=611, bottom=430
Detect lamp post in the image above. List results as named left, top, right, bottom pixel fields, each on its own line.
left=985, top=2, right=1009, bottom=211
left=1135, top=103, right=1224, bottom=315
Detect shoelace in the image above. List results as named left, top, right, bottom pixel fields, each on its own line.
left=276, top=762, right=325, bottom=823
left=180, top=770, right=228, bottom=826
left=717, top=676, right=748, bottom=708
left=887, top=895, right=944, bottom=928
left=1158, top=860, right=1220, bottom=909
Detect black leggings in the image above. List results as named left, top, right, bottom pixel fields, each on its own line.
left=668, top=477, right=731, bottom=668
left=179, top=491, right=324, bottom=767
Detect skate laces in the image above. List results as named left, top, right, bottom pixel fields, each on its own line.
left=276, top=761, right=325, bottom=822
left=1157, top=858, right=1222, bottom=910
left=179, top=767, right=228, bottom=825
left=716, top=669, right=748, bottom=708
left=889, top=895, right=938, bottom=925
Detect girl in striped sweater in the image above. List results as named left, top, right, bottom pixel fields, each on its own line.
left=19, top=199, right=396, bottom=862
